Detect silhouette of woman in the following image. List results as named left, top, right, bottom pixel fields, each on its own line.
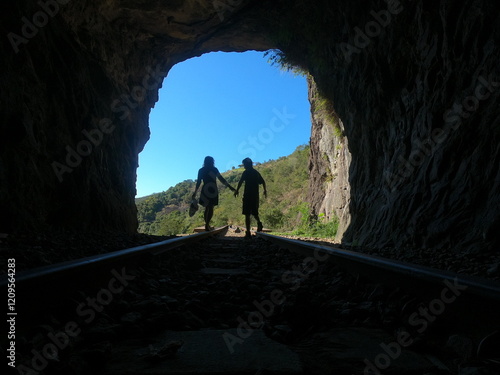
left=192, top=156, right=235, bottom=231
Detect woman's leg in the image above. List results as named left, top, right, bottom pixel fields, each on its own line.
left=205, top=204, right=214, bottom=230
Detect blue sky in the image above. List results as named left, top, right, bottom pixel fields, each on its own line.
left=135, top=51, right=311, bottom=197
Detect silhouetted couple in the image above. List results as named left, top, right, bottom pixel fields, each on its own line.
left=192, top=156, right=267, bottom=238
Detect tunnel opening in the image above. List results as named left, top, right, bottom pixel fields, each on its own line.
left=134, top=50, right=338, bottom=236
left=135, top=50, right=310, bottom=198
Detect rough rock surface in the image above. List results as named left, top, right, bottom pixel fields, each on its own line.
left=1, top=0, right=499, bottom=257
left=307, top=76, right=352, bottom=241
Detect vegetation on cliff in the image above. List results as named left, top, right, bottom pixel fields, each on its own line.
left=136, top=145, right=338, bottom=237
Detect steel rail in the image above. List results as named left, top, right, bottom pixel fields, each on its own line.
left=256, top=232, right=500, bottom=302
left=0, top=226, right=228, bottom=288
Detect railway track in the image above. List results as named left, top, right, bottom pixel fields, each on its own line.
left=3, top=227, right=499, bottom=375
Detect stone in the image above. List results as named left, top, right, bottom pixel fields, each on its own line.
left=445, top=334, right=474, bottom=360
left=120, top=312, right=143, bottom=324
left=160, top=295, right=179, bottom=307
left=459, top=367, right=498, bottom=375
left=487, top=263, right=500, bottom=276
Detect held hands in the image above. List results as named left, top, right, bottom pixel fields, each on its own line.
left=232, top=189, right=266, bottom=198
left=228, top=185, right=238, bottom=197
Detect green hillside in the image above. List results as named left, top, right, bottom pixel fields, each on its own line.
left=136, top=145, right=338, bottom=237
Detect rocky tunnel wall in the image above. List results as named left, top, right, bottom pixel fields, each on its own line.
left=297, top=0, right=500, bottom=253
left=1, top=0, right=499, bottom=255
left=0, top=0, right=273, bottom=233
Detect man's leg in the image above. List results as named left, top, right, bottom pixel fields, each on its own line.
left=255, top=215, right=263, bottom=232
left=254, top=205, right=263, bottom=232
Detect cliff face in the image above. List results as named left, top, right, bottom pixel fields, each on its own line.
left=307, top=77, right=351, bottom=242
left=1, top=0, right=499, bottom=254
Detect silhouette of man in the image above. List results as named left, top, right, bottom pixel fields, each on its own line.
left=234, top=157, right=267, bottom=238
left=193, top=156, right=235, bottom=231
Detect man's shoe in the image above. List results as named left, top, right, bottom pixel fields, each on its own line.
left=257, top=222, right=263, bottom=232
left=244, top=231, right=252, bottom=239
